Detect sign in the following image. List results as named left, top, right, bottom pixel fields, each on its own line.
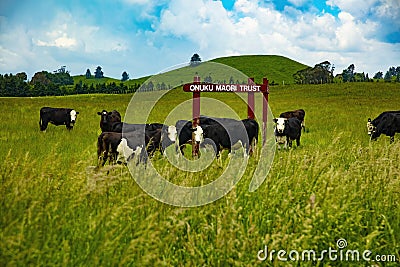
left=183, top=83, right=268, bottom=93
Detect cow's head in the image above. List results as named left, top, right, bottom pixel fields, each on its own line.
left=70, top=110, right=79, bottom=124
left=167, top=125, right=177, bottom=143
left=367, top=118, right=375, bottom=136
left=97, top=110, right=109, bottom=124
left=191, top=126, right=204, bottom=144
left=273, top=118, right=287, bottom=134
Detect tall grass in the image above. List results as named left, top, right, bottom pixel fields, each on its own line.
left=1, top=83, right=399, bottom=266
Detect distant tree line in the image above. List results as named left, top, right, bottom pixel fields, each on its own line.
left=0, top=66, right=141, bottom=97
left=294, top=62, right=400, bottom=84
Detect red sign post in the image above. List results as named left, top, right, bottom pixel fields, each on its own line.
left=183, top=77, right=269, bottom=157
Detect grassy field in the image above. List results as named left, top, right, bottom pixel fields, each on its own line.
left=1, top=82, right=399, bottom=266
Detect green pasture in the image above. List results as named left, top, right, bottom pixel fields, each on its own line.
left=1, top=82, right=399, bottom=266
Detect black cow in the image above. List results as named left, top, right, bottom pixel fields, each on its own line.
left=370, top=112, right=400, bottom=143
left=367, top=110, right=400, bottom=137
left=279, top=109, right=306, bottom=132
left=39, top=107, right=79, bottom=131
left=97, top=110, right=121, bottom=132
left=175, top=116, right=258, bottom=155
left=273, top=117, right=302, bottom=149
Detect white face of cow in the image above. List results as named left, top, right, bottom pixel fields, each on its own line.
left=70, top=110, right=78, bottom=124
left=167, top=125, right=177, bottom=142
left=367, top=119, right=375, bottom=136
left=274, top=118, right=287, bottom=134
left=193, top=126, right=204, bottom=143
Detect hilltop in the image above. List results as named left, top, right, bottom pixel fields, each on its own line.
left=73, top=55, right=309, bottom=86
left=211, top=55, right=309, bottom=85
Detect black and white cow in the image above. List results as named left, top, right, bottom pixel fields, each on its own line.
left=367, top=110, right=400, bottom=137
left=39, top=107, right=79, bottom=131
left=273, top=117, right=302, bottom=149
left=111, top=122, right=176, bottom=153
left=175, top=116, right=258, bottom=155
left=279, top=109, right=306, bottom=132
left=116, top=131, right=150, bottom=165
left=370, top=112, right=400, bottom=143
left=97, top=109, right=121, bottom=132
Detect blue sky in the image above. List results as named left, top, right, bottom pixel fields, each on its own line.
left=0, top=0, right=399, bottom=79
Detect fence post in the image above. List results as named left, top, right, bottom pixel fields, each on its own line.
left=192, top=75, right=201, bottom=157
left=247, top=77, right=255, bottom=120
left=262, top=78, right=269, bottom=146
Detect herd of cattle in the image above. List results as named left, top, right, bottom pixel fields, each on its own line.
left=39, top=106, right=399, bottom=166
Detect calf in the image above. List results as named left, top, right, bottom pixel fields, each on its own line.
left=370, top=112, right=400, bottom=143
left=97, top=110, right=121, bottom=132
left=279, top=109, right=306, bottom=132
left=97, top=132, right=123, bottom=166
left=273, top=117, right=302, bottom=149
left=39, top=107, right=79, bottom=131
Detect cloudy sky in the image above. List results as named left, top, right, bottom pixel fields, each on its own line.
left=0, top=0, right=399, bottom=79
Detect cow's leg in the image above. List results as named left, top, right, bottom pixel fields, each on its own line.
left=296, top=136, right=301, bottom=147
left=40, top=120, right=48, bottom=131
left=287, top=137, right=292, bottom=149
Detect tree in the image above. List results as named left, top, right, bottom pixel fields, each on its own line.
left=293, top=61, right=334, bottom=84
left=373, top=71, right=383, bottom=79
left=121, top=71, right=129, bottom=82
left=342, top=64, right=355, bottom=82
left=94, top=66, right=104, bottom=78
left=190, top=53, right=201, bottom=66
left=85, top=69, right=92, bottom=79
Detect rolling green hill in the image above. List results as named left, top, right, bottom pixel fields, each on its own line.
left=212, top=55, right=309, bottom=85
left=73, top=55, right=309, bottom=86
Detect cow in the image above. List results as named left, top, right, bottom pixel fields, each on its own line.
left=175, top=116, right=258, bottom=156
left=191, top=119, right=258, bottom=157
left=97, top=131, right=151, bottom=166
left=367, top=110, right=400, bottom=137
left=97, top=132, right=123, bottom=166
left=111, top=122, right=177, bottom=153
left=97, top=110, right=121, bottom=132
left=279, top=109, right=306, bottom=132
left=39, top=107, right=79, bottom=131
left=273, top=117, right=302, bottom=149
left=116, top=131, right=150, bottom=165
left=370, top=112, right=400, bottom=143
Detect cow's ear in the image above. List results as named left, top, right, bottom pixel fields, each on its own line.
left=273, top=118, right=278, bottom=123
left=368, top=118, right=371, bottom=122
left=108, top=112, right=112, bottom=115
left=97, top=112, right=101, bottom=115
left=76, top=112, right=79, bottom=114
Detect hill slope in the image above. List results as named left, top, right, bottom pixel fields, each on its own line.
left=211, top=55, right=309, bottom=85
left=73, top=55, right=308, bottom=86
